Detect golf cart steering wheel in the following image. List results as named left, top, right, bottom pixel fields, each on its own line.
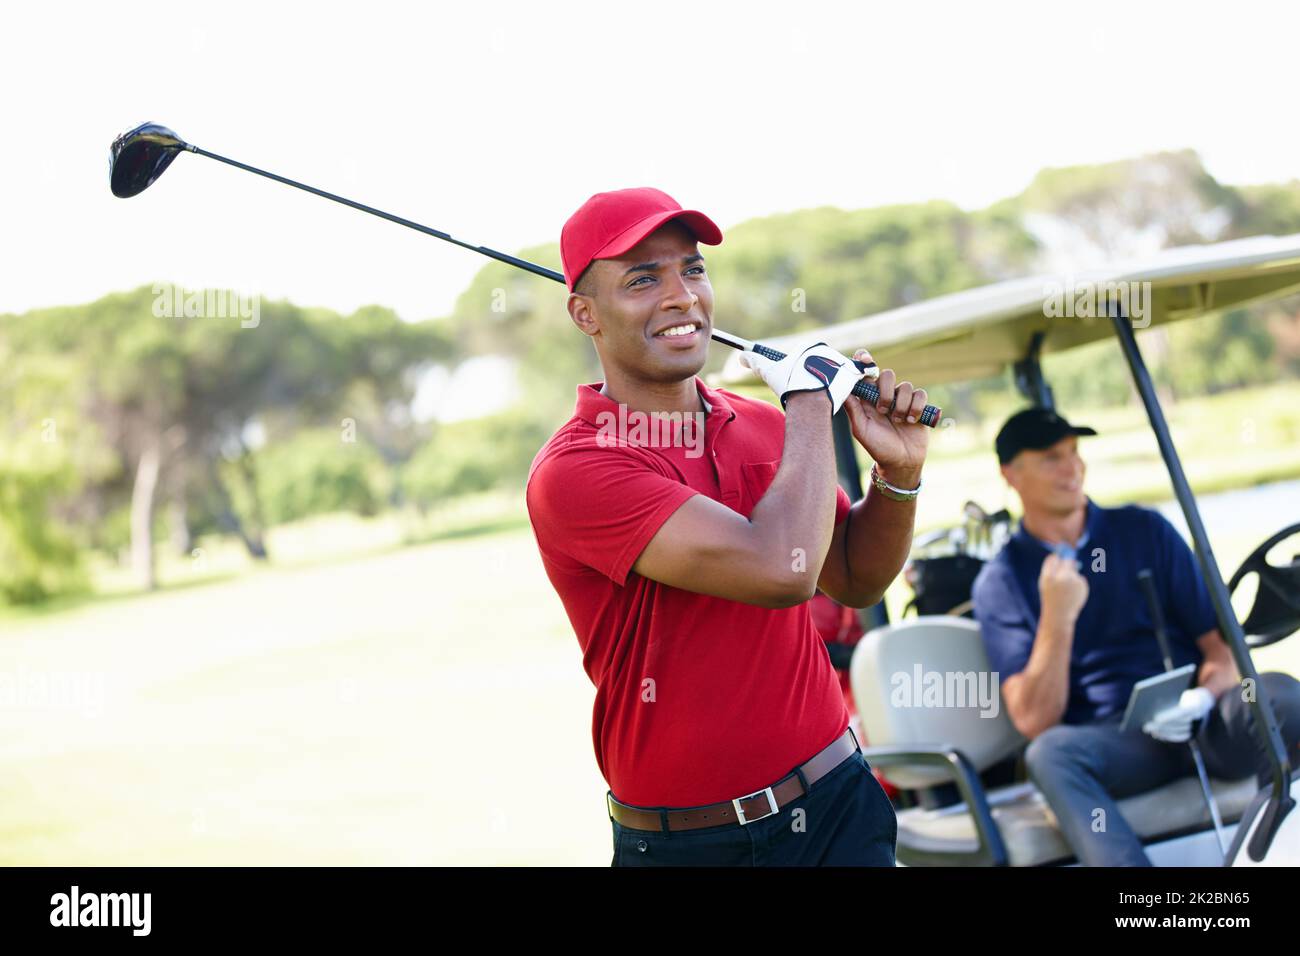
left=1227, top=522, right=1300, bottom=648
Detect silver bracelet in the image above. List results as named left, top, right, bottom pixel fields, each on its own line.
left=870, top=463, right=922, bottom=501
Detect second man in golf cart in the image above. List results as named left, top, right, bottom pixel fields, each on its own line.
left=972, top=408, right=1300, bottom=866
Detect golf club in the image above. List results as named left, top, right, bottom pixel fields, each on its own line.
left=110, top=121, right=942, bottom=426
left=1137, top=567, right=1229, bottom=857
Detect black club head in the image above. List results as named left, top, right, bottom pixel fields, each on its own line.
left=110, top=122, right=188, bottom=198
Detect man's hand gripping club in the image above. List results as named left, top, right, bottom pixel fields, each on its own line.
left=740, top=342, right=878, bottom=415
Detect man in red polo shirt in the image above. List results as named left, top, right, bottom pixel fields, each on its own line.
left=526, top=187, right=932, bottom=866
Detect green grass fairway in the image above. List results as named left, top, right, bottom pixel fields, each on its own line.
left=0, top=529, right=609, bottom=865
left=3, top=511, right=1297, bottom=865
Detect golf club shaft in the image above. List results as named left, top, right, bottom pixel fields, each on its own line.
left=183, top=140, right=941, bottom=427
left=1138, top=567, right=1227, bottom=858
left=1137, top=570, right=1176, bottom=670
left=187, top=145, right=564, bottom=284
left=1188, top=739, right=1230, bottom=853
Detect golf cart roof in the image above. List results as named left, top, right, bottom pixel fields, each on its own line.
left=715, top=233, right=1300, bottom=388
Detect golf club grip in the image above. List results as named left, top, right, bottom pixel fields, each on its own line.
left=750, top=343, right=943, bottom=427
left=1137, top=568, right=1176, bottom=671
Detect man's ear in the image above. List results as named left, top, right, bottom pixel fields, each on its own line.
left=999, top=461, right=1018, bottom=492
left=567, top=292, right=600, bottom=338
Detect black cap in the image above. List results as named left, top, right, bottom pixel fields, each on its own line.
left=996, top=408, right=1097, bottom=464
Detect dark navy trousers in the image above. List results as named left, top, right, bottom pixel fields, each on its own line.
left=610, top=750, right=897, bottom=867
left=1025, top=671, right=1300, bottom=866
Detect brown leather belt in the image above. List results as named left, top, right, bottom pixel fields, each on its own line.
left=606, top=728, right=860, bottom=833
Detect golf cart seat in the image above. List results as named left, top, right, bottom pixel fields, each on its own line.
left=851, top=617, right=1259, bottom=865
left=1228, top=522, right=1300, bottom=648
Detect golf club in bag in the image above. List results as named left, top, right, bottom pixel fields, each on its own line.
left=109, top=122, right=941, bottom=426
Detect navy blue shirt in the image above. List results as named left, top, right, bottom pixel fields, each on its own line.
left=972, top=499, right=1217, bottom=724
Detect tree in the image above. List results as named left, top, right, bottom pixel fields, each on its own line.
left=2, top=288, right=453, bottom=593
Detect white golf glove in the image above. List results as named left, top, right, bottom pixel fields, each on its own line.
left=739, top=342, right=873, bottom=415
left=1143, top=686, right=1216, bottom=743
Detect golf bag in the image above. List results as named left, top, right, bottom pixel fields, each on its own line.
left=903, top=503, right=1012, bottom=618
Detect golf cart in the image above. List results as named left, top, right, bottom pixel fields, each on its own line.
left=716, top=233, right=1300, bottom=866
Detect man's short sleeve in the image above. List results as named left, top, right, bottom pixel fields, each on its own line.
left=1150, top=510, right=1218, bottom=640
left=835, top=484, right=851, bottom=526
left=526, top=446, right=697, bottom=587
left=972, top=560, right=1036, bottom=680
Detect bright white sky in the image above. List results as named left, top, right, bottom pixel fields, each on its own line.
left=3, top=0, right=1297, bottom=324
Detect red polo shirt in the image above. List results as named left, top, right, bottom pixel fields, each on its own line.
left=525, top=376, right=851, bottom=808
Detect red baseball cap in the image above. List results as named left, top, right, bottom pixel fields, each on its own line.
left=560, top=187, right=723, bottom=292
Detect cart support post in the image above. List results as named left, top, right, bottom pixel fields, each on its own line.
left=1109, top=305, right=1294, bottom=861
left=1013, top=331, right=1056, bottom=409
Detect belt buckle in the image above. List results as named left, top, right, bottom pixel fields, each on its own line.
left=732, top=785, right=779, bottom=825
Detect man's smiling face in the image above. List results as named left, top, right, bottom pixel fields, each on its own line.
left=1002, top=434, right=1088, bottom=515
left=567, top=220, right=714, bottom=385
